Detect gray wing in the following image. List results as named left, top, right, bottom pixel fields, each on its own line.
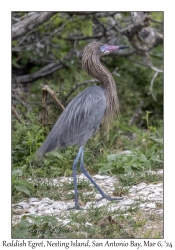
left=37, top=86, right=106, bottom=157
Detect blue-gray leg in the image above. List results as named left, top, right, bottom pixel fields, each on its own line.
left=67, top=146, right=83, bottom=210
left=68, top=146, right=122, bottom=210
left=80, top=146, right=123, bottom=202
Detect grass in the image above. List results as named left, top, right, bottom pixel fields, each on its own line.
left=12, top=200, right=163, bottom=238
left=118, top=171, right=163, bottom=187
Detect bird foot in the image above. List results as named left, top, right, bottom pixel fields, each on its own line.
left=96, top=195, right=123, bottom=202
left=67, top=204, right=85, bottom=210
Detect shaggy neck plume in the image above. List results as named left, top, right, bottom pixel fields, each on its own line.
left=82, top=44, right=119, bottom=126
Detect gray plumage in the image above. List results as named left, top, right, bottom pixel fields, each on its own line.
left=37, top=86, right=106, bottom=157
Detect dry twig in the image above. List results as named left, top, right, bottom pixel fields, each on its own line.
left=12, top=106, right=21, bottom=122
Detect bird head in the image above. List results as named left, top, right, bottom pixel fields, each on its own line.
left=82, top=42, right=129, bottom=76
left=99, top=44, right=129, bottom=56
left=83, top=42, right=129, bottom=59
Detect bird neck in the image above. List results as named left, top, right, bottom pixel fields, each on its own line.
left=83, top=54, right=119, bottom=126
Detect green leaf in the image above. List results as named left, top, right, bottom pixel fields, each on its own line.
left=52, top=16, right=62, bottom=26
left=144, top=160, right=151, bottom=168
left=98, top=164, right=114, bottom=174
left=18, top=218, right=32, bottom=228
left=118, top=124, right=139, bottom=133
left=149, top=137, right=163, bottom=144
left=139, top=153, right=147, bottom=162
left=12, top=60, right=20, bottom=68
left=131, top=163, right=142, bottom=171
left=14, top=145, right=23, bottom=150
left=52, top=35, right=60, bottom=44
left=151, top=12, right=163, bottom=22
left=48, top=151, right=63, bottom=159
left=24, top=215, right=42, bottom=226
left=41, top=215, right=57, bottom=225
left=124, top=165, right=133, bottom=172
left=150, top=157, right=163, bottom=163
left=82, top=21, right=93, bottom=37
left=12, top=169, right=23, bottom=177
left=15, top=185, right=31, bottom=196
left=17, top=180, right=35, bottom=190
left=107, top=154, right=121, bottom=162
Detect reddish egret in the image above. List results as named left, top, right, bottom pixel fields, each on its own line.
left=37, top=42, right=129, bottom=209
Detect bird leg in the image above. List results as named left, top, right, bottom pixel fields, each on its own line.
left=68, top=145, right=122, bottom=210
left=67, top=146, right=83, bottom=210
left=80, top=146, right=123, bottom=202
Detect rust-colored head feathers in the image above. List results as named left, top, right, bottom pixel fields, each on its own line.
left=82, top=42, right=120, bottom=128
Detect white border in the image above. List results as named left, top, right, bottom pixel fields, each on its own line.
left=0, top=0, right=175, bottom=248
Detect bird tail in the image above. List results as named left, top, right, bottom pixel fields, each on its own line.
left=35, top=148, right=44, bottom=159
left=33, top=147, right=44, bottom=166
left=35, top=136, right=58, bottom=161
